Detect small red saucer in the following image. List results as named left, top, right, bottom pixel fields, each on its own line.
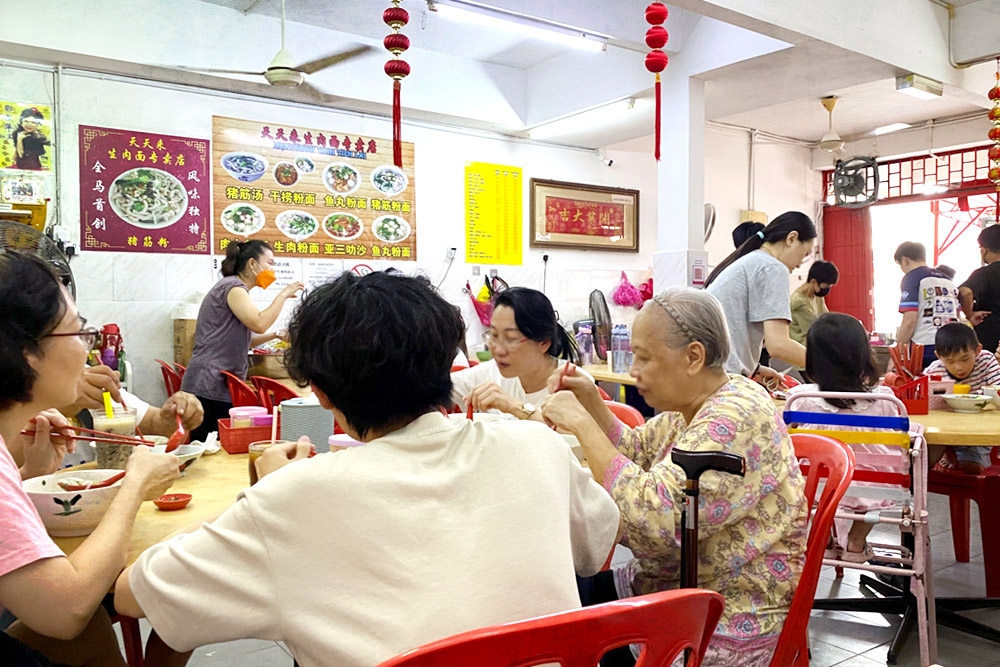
left=153, top=493, right=192, bottom=511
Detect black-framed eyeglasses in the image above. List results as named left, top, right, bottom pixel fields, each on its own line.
left=41, top=327, right=100, bottom=349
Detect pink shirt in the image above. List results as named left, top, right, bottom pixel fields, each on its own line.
left=0, top=436, right=63, bottom=588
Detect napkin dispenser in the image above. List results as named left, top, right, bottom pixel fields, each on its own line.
left=280, top=398, right=336, bottom=453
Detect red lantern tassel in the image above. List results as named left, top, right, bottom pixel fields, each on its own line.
left=654, top=72, right=661, bottom=161
left=392, top=79, right=403, bottom=168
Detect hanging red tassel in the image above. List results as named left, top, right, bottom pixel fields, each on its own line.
left=393, top=79, right=402, bottom=168
left=644, top=4, right=669, bottom=162
left=654, top=73, right=661, bottom=161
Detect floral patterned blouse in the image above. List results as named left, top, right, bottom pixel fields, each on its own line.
left=604, top=374, right=807, bottom=664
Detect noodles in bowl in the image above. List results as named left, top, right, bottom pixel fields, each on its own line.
left=108, top=168, right=188, bottom=228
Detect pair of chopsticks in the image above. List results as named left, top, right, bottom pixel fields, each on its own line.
left=889, top=343, right=924, bottom=379
left=464, top=362, right=574, bottom=422
left=20, top=423, right=157, bottom=448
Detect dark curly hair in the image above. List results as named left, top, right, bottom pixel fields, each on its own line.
left=284, top=271, right=464, bottom=438
left=0, top=251, right=66, bottom=410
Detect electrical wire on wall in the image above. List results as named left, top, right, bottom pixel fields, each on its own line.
left=542, top=254, right=549, bottom=293
left=436, top=247, right=457, bottom=288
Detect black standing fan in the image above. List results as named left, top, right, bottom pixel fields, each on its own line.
left=589, top=290, right=613, bottom=362
left=0, top=221, right=75, bottom=297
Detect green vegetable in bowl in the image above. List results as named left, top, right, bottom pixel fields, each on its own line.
left=374, top=216, right=408, bottom=242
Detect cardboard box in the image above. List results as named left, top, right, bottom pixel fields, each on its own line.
left=173, top=319, right=197, bottom=366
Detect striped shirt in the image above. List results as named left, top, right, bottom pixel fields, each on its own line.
left=924, top=350, right=1000, bottom=390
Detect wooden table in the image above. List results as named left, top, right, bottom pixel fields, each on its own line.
left=582, top=363, right=636, bottom=386
left=53, top=450, right=247, bottom=564
left=912, top=408, right=1000, bottom=446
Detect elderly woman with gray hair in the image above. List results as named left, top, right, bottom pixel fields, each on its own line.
left=542, top=286, right=808, bottom=667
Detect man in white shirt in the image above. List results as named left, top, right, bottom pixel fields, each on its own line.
left=115, top=271, right=620, bottom=667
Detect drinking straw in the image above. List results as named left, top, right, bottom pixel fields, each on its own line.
left=102, top=391, right=114, bottom=419
left=270, top=406, right=279, bottom=446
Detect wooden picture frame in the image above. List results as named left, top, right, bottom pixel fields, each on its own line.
left=529, top=178, right=639, bottom=252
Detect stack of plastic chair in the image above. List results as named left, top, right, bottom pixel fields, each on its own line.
left=784, top=391, right=937, bottom=666
left=219, top=370, right=261, bottom=407
left=769, top=433, right=855, bottom=667
left=251, top=375, right=299, bottom=411
left=172, top=362, right=186, bottom=383
left=374, top=588, right=724, bottom=667
left=155, top=359, right=182, bottom=396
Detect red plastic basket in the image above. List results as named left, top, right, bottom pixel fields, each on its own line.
left=218, top=418, right=276, bottom=454
left=889, top=374, right=929, bottom=415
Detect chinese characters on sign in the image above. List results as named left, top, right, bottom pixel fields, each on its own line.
left=529, top=179, right=639, bottom=252
left=78, top=125, right=210, bottom=254
left=543, top=197, right=625, bottom=237
left=1, top=101, right=54, bottom=172
left=465, top=162, right=522, bottom=266
left=212, top=116, right=417, bottom=261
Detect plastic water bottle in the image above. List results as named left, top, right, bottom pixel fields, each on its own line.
left=611, top=325, right=629, bottom=373
left=576, top=325, right=594, bottom=366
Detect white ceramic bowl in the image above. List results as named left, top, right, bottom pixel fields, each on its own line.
left=941, top=393, right=992, bottom=413
left=23, top=469, right=124, bottom=537
left=151, top=443, right=206, bottom=473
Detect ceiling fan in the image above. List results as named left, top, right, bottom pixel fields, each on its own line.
left=819, top=96, right=845, bottom=152
left=173, top=0, right=373, bottom=88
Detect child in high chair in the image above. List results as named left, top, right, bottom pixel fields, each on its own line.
left=924, top=322, right=1000, bottom=474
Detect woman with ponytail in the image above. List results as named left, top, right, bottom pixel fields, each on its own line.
left=705, top=211, right=817, bottom=385
left=451, top=287, right=594, bottom=421
left=181, top=239, right=303, bottom=441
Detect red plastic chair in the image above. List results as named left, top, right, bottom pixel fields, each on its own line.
left=597, top=385, right=613, bottom=401
left=768, top=433, right=855, bottom=667
left=605, top=400, right=645, bottom=428
left=928, top=463, right=1000, bottom=595
left=173, top=362, right=186, bottom=382
left=111, top=613, right=144, bottom=667
left=251, top=375, right=299, bottom=411
left=375, top=588, right=724, bottom=667
left=155, top=359, right=182, bottom=396
left=220, top=370, right=261, bottom=407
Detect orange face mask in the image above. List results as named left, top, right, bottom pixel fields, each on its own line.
left=255, top=268, right=276, bottom=289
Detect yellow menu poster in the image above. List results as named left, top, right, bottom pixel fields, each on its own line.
left=465, top=162, right=522, bottom=265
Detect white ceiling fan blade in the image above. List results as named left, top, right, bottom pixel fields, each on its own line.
left=296, top=45, right=374, bottom=75
left=173, top=65, right=267, bottom=76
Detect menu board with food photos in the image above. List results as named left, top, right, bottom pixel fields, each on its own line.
left=212, top=116, right=416, bottom=261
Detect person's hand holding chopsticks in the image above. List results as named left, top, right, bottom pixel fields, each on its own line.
left=546, top=363, right=605, bottom=417
left=17, top=409, right=76, bottom=480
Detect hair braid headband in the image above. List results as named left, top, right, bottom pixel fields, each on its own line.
left=653, top=295, right=693, bottom=342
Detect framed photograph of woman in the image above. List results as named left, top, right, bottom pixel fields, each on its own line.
left=1, top=102, right=54, bottom=172
left=529, top=178, right=639, bottom=252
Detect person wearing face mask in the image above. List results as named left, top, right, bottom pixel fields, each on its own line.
left=789, top=260, right=839, bottom=347
left=181, top=239, right=303, bottom=442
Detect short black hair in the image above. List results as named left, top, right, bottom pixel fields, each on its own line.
left=934, top=322, right=979, bottom=357
left=979, top=225, right=1000, bottom=254
left=0, top=251, right=67, bottom=410
left=807, top=260, right=839, bottom=285
left=893, top=241, right=926, bottom=263
left=284, top=271, right=463, bottom=438
left=493, top=287, right=579, bottom=364
left=805, top=313, right=878, bottom=409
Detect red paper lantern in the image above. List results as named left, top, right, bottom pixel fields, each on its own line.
left=990, top=86, right=1000, bottom=101
left=645, top=26, right=668, bottom=50
left=384, top=59, right=411, bottom=80
left=383, top=6, right=409, bottom=29
left=990, top=106, right=1000, bottom=122
left=990, top=144, right=1000, bottom=161
left=990, top=126, right=1000, bottom=142
left=645, top=2, right=668, bottom=25
left=990, top=166, right=1000, bottom=182
left=384, top=33, right=410, bottom=55
left=645, top=50, right=669, bottom=73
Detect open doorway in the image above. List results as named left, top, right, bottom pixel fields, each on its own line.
left=870, top=193, right=998, bottom=333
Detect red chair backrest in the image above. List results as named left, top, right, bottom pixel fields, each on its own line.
left=375, top=588, right=724, bottom=667
left=251, top=376, right=299, bottom=411
left=597, top=385, right=612, bottom=401
left=220, top=370, right=261, bottom=407
left=605, top=400, right=645, bottom=428
left=155, top=359, right=182, bottom=396
left=173, top=363, right=186, bottom=382
left=769, top=433, right=855, bottom=667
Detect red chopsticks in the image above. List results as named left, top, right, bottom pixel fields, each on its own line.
left=20, top=424, right=156, bottom=447
left=889, top=343, right=924, bottom=379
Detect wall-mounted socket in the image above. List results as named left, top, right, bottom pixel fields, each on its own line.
left=489, top=268, right=498, bottom=278
left=446, top=247, right=456, bottom=259
left=472, top=265, right=481, bottom=276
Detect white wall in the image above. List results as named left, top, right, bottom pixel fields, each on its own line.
left=2, top=63, right=658, bottom=407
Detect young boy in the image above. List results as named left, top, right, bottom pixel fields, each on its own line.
left=924, top=322, right=1000, bottom=474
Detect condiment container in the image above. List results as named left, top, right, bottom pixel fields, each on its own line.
left=229, top=406, right=268, bottom=428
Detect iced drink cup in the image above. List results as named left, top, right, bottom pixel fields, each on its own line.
left=248, top=441, right=282, bottom=486
left=90, top=407, right=138, bottom=469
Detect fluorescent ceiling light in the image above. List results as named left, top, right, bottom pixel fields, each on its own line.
left=896, top=74, right=943, bottom=100
left=527, top=97, right=636, bottom=141
left=873, top=122, right=911, bottom=136
left=430, top=1, right=607, bottom=52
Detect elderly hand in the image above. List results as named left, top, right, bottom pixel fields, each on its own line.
left=466, top=381, right=519, bottom=416
left=255, top=437, right=314, bottom=480
left=541, top=391, right=594, bottom=435
left=19, top=410, right=76, bottom=480
left=122, top=447, right=181, bottom=501
left=60, top=365, right=122, bottom=417
left=753, top=366, right=788, bottom=392
left=546, top=365, right=604, bottom=417
left=149, top=392, right=204, bottom=436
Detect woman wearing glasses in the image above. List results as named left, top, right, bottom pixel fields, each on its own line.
left=0, top=251, right=180, bottom=666
left=451, top=287, right=592, bottom=421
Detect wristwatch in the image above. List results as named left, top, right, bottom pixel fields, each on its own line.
left=519, top=402, right=537, bottom=420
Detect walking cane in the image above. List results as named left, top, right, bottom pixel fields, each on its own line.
left=670, top=449, right=746, bottom=665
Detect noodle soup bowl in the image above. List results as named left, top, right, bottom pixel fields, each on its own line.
left=23, top=469, right=124, bottom=537
left=221, top=152, right=268, bottom=183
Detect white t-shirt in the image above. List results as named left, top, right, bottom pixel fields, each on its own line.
left=450, top=359, right=595, bottom=411
left=129, top=411, right=620, bottom=667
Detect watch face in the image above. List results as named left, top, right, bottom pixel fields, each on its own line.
left=523, top=402, right=536, bottom=413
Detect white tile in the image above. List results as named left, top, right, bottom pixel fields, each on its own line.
left=123, top=302, right=173, bottom=354
left=163, top=255, right=215, bottom=301
left=807, top=638, right=857, bottom=667
left=805, top=609, right=898, bottom=655
left=113, top=254, right=166, bottom=301
left=70, top=251, right=114, bottom=301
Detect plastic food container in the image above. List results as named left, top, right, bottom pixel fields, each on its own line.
left=229, top=406, right=268, bottom=428
left=251, top=415, right=274, bottom=427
